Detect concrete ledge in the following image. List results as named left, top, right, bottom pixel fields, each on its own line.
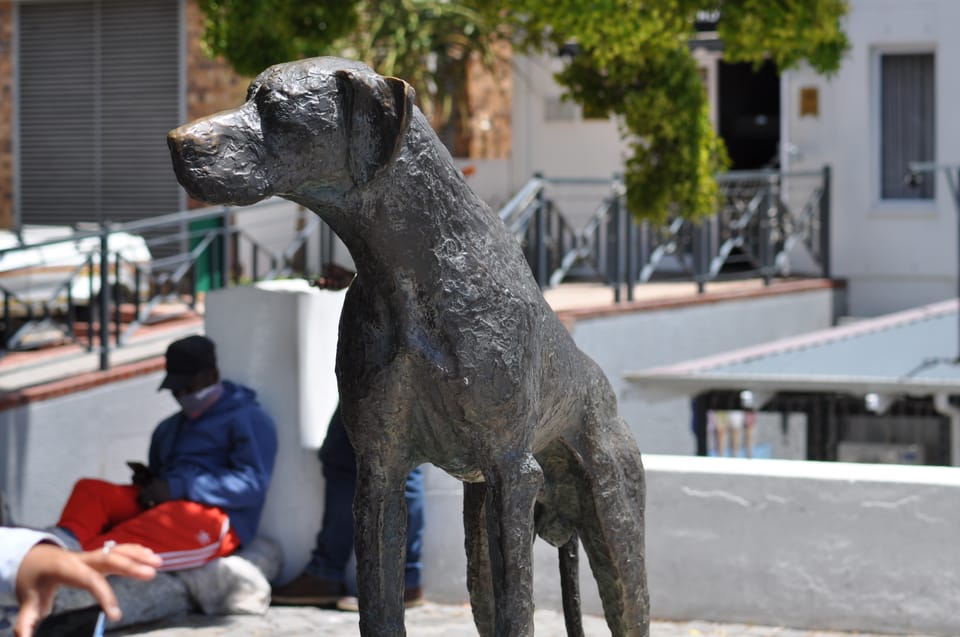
left=0, top=278, right=840, bottom=409
left=553, top=278, right=844, bottom=326
left=643, top=455, right=960, bottom=635
left=0, top=356, right=166, bottom=410
left=422, top=453, right=960, bottom=635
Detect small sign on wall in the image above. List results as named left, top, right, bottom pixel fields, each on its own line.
left=799, top=86, right=819, bottom=117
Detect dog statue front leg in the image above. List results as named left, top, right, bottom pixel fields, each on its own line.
left=354, top=460, right=408, bottom=636
left=486, top=452, right=543, bottom=637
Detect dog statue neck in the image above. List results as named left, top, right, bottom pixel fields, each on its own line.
left=297, top=110, right=521, bottom=291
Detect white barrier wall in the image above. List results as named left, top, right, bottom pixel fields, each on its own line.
left=204, top=281, right=346, bottom=583
left=644, top=455, right=960, bottom=635
left=0, top=374, right=170, bottom=526
left=5, top=284, right=960, bottom=634
left=424, top=455, right=960, bottom=636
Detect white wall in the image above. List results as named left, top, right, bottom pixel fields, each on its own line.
left=509, top=55, right=628, bottom=192
left=426, top=454, right=960, bottom=636
left=204, top=282, right=345, bottom=583
left=783, top=0, right=960, bottom=317
left=568, top=287, right=835, bottom=455
left=0, top=374, right=171, bottom=526
left=645, top=455, right=960, bottom=635
left=0, top=284, right=845, bottom=630
left=453, top=158, right=514, bottom=213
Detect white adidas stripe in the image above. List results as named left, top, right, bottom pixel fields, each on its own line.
left=155, top=519, right=230, bottom=571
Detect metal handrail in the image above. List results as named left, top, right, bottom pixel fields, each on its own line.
left=548, top=196, right=614, bottom=288
left=638, top=217, right=687, bottom=283
left=715, top=167, right=826, bottom=182
left=0, top=199, right=324, bottom=357
left=498, top=178, right=543, bottom=226
left=707, top=189, right=765, bottom=279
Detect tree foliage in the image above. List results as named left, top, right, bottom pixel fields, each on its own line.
left=196, top=1, right=359, bottom=76
left=509, top=0, right=849, bottom=220
left=197, top=0, right=850, bottom=221
left=718, top=0, right=850, bottom=75
left=197, top=0, right=504, bottom=131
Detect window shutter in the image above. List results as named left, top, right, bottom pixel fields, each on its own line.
left=18, top=0, right=181, bottom=226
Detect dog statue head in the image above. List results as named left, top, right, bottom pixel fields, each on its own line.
left=168, top=57, right=415, bottom=206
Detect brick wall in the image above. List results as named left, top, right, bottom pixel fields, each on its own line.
left=183, top=0, right=249, bottom=208
left=0, top=1, right=13, bottom=229
left=182, top=2, right=512, bottom=160
left=184, top=0, right=249, bottom=123
left=465, top=41, right=512, bottom=160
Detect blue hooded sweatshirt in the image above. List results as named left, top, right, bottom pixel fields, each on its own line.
left=148, top=380, right=278, bottom=546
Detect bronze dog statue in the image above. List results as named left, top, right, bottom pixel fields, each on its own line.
left=168, top=57, right=648, bottom=637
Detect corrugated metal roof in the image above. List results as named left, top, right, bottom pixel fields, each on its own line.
left=625, top=299, right=960, bottom=398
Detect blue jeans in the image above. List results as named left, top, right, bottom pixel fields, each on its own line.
left=305, top=405, right=424, bottom=589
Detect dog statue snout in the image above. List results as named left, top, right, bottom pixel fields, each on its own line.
left=167, top=128, right=216, bottom=202
left=167, top=112, right=273, bottom=207
left=167, top=120, right=222, bottom=158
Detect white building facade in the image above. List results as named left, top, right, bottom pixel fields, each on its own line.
left=781, top=0, right=959, bottom=317
left=506, top=0, right=958, bottom=318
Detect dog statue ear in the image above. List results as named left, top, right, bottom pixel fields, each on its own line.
left=335, top=70, right=414, bottom=187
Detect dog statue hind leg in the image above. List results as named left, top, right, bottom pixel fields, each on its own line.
left=568, top=410, right=649, bottom=637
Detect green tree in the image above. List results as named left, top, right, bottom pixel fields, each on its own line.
left=510, top=0, right=849, bottom=220
left=197, top=1, right=360, bottom=76
left=197, top=0, right=505, bottom=149
left=198, top=0, right=849, bottom=221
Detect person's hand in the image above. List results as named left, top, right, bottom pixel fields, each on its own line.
left=137, top=478, right=171, bottom=509
left=15, top=542, right=160, bottom=637
left=129, top=464, right=154, bottom=487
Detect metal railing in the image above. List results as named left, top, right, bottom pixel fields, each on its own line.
left=503, top=165, right=831, bottom=300
left=1, top=165, right=831, bottom=367
left=0, top=199, right=339, bottom=363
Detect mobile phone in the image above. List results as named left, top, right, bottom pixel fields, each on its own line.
left=91, top=610, right=106, bottom=637
left=34, top=605, right=103, bottom=637
left=126, top=461, right=148, bottom=473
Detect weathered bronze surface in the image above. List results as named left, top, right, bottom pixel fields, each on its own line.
left=168, top=57, right=648, bottom=637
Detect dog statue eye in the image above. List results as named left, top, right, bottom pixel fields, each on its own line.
left=254, top=87, right=304, bottom=127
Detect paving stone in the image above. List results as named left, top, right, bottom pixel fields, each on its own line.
left=106, top=605, right=940, bottom=637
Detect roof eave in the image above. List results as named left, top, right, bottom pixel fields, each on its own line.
left=623, top=371, right=960, bottom=402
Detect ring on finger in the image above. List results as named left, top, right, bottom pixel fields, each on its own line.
left=102, top=540, right=117, bottom=556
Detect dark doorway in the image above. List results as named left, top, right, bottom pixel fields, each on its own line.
left=718, top=60, right=780, bottom=170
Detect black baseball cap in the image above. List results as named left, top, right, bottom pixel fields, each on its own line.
left=159, top=335, right=218, bottom=391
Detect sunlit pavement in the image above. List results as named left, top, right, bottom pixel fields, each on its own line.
left=110, top=603, right=936, bottom=637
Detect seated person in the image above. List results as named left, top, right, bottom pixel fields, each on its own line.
left=51, top=335, right=278, bottom=572
left=0, top=527, right=159, bottom=637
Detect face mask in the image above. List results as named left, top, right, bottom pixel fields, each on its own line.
left=176, top=382, right=224, bottom=419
